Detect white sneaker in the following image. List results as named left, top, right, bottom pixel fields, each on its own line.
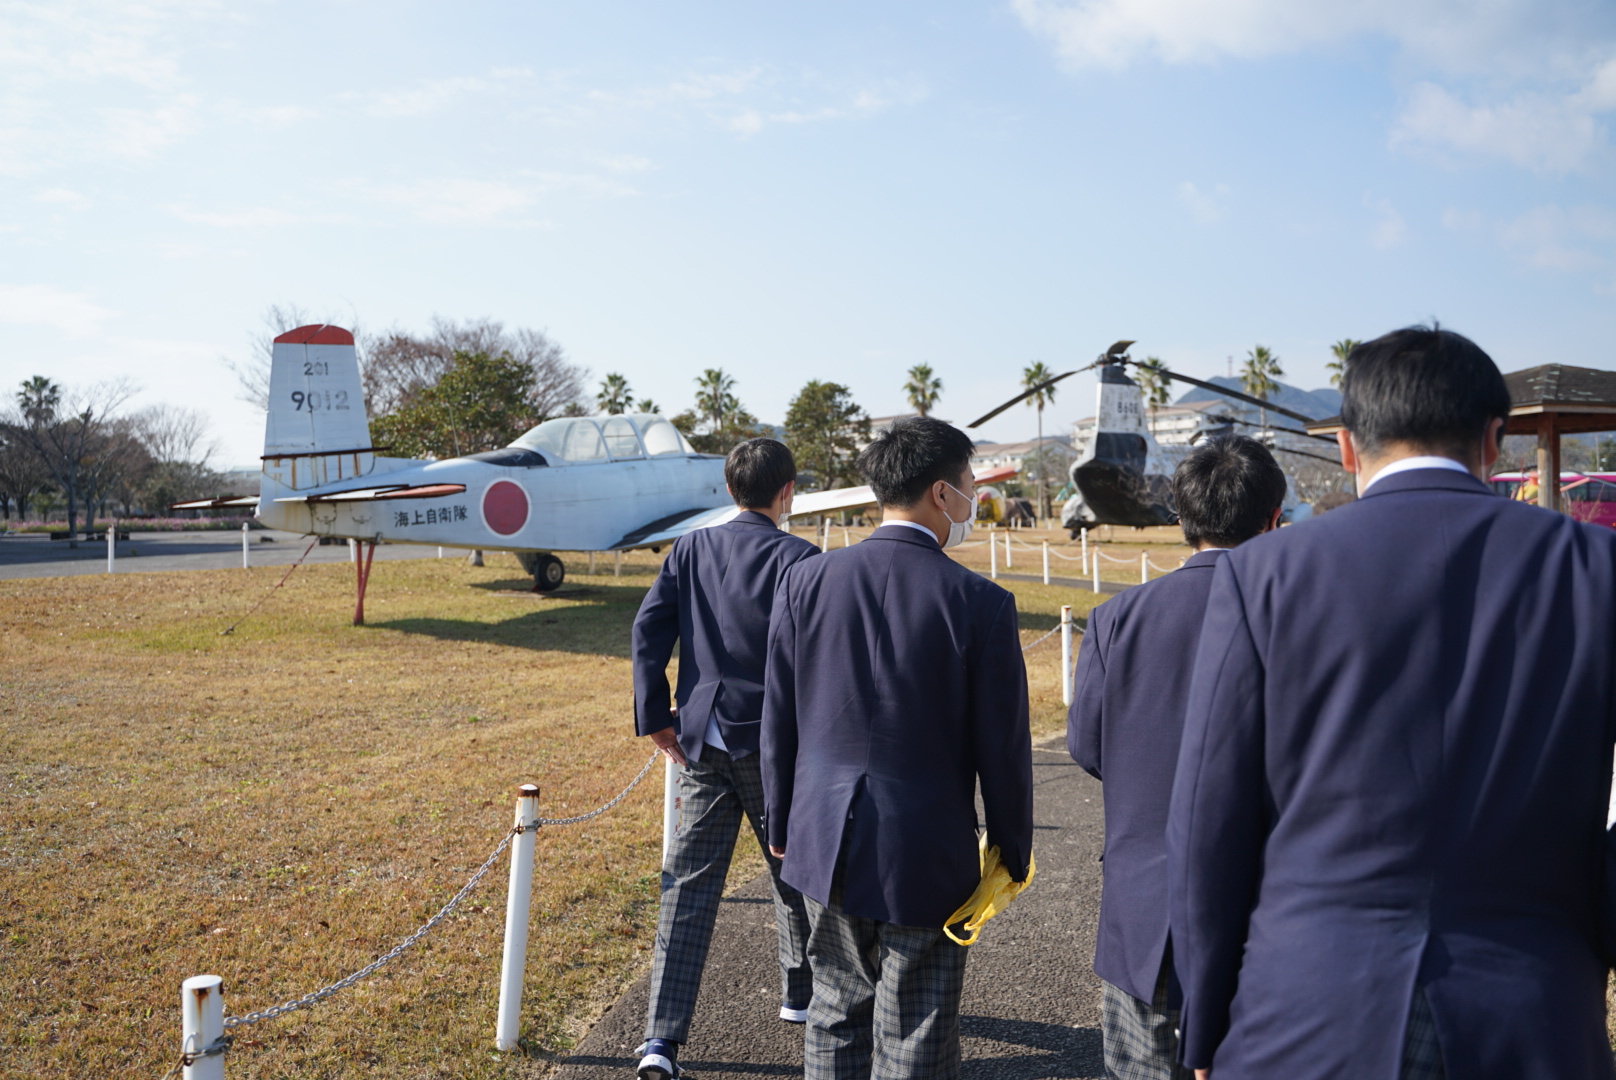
left=779, top=1004, right=809, bottom=1023
left=635, top=1039, right=680, bottom=1079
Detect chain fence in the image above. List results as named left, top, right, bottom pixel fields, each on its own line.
left=1020, top=625, right=1062, bottom=652
left=157, top=750, right=663, bottom=1078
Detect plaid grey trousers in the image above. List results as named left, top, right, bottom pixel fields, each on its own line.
left=644, top=745, right=813, bottom=1044
left=801, top=892, right=970, bottom=1080
left=1399, top=988, right=1445, bottom=1080
left=1100, top=965, right=1192, bottom=1080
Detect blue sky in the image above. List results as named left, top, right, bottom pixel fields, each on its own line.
left=3, top=0, right=1613, bottom=468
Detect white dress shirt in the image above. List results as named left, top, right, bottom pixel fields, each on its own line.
left=1362, top=455, right=1471, bottom=495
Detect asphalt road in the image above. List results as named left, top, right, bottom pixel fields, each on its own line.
left=0, top=528, right=467, bottom=580
left=547, top=741, right=1107, bottom=1080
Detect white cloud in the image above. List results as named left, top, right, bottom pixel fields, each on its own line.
left=1390, top=82, right=1604, bottom=174
left=1441, top=207, right=1482, bottom=232
left=1013, top=0, right=1616, bottom=172
left=355, top=68, right=534, bottom=118
left=97, top=96, right=200, bottom=160
left=354, top=178, right=544, bottom=226
left=35, top=187, right=90, bottom=208
left=1498, top=204, right=1616, bottom=273
left=168, top=205, right=351, bottom=229
left=1364, top=194, right=1406, bottom=249
left=0, top=284, right=115, bottom=336
left=1176, top=180, right=1229, bottom=224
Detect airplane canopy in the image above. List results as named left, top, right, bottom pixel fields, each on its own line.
left=509, top=414, right=698, bottom=465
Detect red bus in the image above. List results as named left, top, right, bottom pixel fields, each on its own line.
left=1488, top=471, right=1616, bottom=529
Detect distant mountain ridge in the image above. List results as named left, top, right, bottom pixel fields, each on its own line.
left=1173, top=376, right=1341, bottom=421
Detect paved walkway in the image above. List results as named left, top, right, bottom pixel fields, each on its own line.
left=0, top=529, right=454, bottom=580
left=548, top=740, right=1107, bottom=1079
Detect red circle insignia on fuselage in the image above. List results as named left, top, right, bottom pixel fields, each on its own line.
left=482, top=480, right=529, bottom=536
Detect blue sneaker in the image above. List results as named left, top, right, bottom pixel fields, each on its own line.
left=636, top=1038, right=679, bottom=1079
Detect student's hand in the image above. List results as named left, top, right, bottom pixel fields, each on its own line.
left=649, top=727, right=686, bottom=766
left=769, top=846, right=786, bottom=859
left=1196, top=1070, right=1210, bottom=1079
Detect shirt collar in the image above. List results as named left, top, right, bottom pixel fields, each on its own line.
left=1363, top=455, right=1472, bottom=494
left=881, top=518, right=941, bottom=545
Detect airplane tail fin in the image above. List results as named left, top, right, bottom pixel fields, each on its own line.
left=262, top=325, right=376, bottom=491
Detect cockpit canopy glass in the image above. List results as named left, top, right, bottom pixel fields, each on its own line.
left=510, top=414, right=695, bottom=464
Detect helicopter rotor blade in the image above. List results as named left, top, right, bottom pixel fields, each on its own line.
left=967, top=368, right=1083, bottom=428
left=1203, top=414, right=1338, bottom=445
left=1128, top=360, right=1319, bottom=425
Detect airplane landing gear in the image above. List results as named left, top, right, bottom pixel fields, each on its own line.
left=518, top=551, right=566, bottom=593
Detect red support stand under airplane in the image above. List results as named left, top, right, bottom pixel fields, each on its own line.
left=354, top=540, right=378, bottom=625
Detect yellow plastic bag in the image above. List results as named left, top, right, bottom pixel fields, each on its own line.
left=943, top=834, right=1035, bottom=945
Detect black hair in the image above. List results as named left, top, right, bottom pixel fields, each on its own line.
left=725, top=438, right=796, bottom=509
left=857, top=416, right=975, bottom=507
left=1340, top=325, right=1511, bottom=460
left=1173, top=435, right=1287, bottom=548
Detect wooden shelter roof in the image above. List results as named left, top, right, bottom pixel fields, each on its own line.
left=1305, top=363, right=1616, bottom=437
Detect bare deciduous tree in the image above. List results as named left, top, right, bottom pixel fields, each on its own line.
left=364, top=317, right=584, bottom=420
left=129, top=404, right=217, bottom=466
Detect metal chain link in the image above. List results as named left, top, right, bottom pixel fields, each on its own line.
left=537, top=750, right=660, bottom=825
left=155, top=1033, right=232, bottom=1080
left=1020, top=625, right=1062, bottom=651
left=222, top=826, right=517, bottom=1029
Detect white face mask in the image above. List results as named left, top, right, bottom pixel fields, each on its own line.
left=940, top=481, right=975, bottom=549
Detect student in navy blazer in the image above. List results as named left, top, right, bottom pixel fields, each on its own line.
left=631, top=438, right=819, bottom=1080
left=1069, top=435, right=1286, bottom=1080
left=762, top=417, right=1033, bottom=1080
left=1168, top=327, right=1616, bottom=1079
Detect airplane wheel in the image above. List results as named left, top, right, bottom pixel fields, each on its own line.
left=533, top=554, right=565, bottom=593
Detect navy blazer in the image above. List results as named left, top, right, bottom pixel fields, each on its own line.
left=1168, top=469, right=1616, bottom=1078
left=1069, top=547, right=1225, bottom=1006
left=760, top=524, right=1034, bottom=929
left=631, top=510, right=819, bottom=762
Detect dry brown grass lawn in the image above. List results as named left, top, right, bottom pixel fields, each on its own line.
left=0, top=531, right=1111, bottom=1079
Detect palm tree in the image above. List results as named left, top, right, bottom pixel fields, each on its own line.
left=1136, top=357, right=1170, bottom=436
left=1240, top=345, right=1284, bottom=436
left=596, top=372, right=633, bottom=415
left=1023, top=361, right=1058, bottom=522
left=903, top=364, right=943, bottom=417
left=1326, top=339, right=1359, bottom=389
left=17, top=375, right=61, bottom=426
left=694, top=368, right=737, bottom=432
left=636, top=398, right=660, bottom=415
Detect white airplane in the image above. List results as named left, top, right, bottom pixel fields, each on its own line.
left=181, top=324, right=1015, bottom=622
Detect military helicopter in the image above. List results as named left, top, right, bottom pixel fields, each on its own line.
left=968, top=340, right=1342, bottom=533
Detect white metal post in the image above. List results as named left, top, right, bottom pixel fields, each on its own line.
left=614, top=551, right=622, bottom=578
left=1060, top=605, right=1074, bottom=708
left=1081, top=529, right=1089, bottom=574
left=843, top=527, right=850, bottom=548
left=662, top=755, right=678, bottom=862
left=106, top=522, right=115, bottom=573
left=1004, top=531, right=1013, bottom=568
left=1091, top=547, right=1101, bottom=593
left=989, top=528, right=998, bottom=579
left=1041, top=541, right=1050, bottom=585
left=495, top=784, right=541, bottom=1052
left=241, top=522, right=250, bottom=569
left=1140, top=552, right=1148, bottom=584
left=349, top=538, right=358, bottom=563
left=438, top=546, right=444, bottom=558
left=181, top=974, right=225, bottom=1080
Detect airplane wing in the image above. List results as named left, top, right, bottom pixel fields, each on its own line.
left=787, top=465, right=1020, bottom=521
left=171, top=495, right=260, bottom=509
left=611, top=505, right=742, bottom=549
left=274, top=483, right=468, bottom=503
